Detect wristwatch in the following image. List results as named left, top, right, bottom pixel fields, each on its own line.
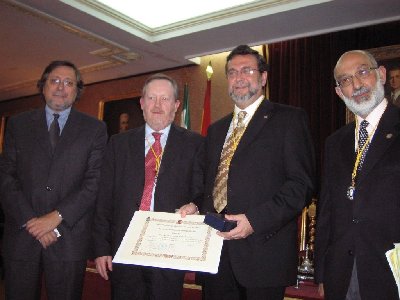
left=54, top=210, right=63, bottom=238
left=56, top=210, right=63, bottom=221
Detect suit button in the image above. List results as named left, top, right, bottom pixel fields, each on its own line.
left=46, top=186, right=52, bottom=191
left=352, top=218, right=359, bottom=224
left=348, top=250, right=354, bottom=256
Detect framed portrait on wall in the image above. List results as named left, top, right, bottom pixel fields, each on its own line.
left=346, top=44, right=400, bottom=124
left=98, top=94, right=145, bottom=137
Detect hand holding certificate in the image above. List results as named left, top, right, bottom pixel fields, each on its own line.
left=113, top=211, right=224, bottom=273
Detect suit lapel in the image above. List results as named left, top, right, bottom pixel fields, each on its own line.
left=212, top=116, right=232, bottom=165
left=158, top=124, right=180, bottom=176
left=128, top=126, right=146, bottom=208
left=234, top=100, right=273, bottom=156
left=31, top=109, right=52, bottom=157
left=358, top=104, right=400, bottom=184
left=53, top=109, right=80, bottom=158
left=340, top=123, right=357, bottom=176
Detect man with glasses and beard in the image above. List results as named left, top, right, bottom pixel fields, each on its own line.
left=315, top=50, right=400, bottom=300
left=200, top=45, right=315, bottom=300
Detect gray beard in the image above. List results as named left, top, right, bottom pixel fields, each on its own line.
left=230, top=88, right=257, bottom=103
left=229, top=78, right=261, bottom=104
left=342, top=80, right=385, bottom=118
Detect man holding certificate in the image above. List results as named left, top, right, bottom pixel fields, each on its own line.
left=92, top=73, right=204, bottom=299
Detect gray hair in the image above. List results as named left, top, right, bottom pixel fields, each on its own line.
left=334, top=50, right=378, bottom=81
left=142, top=73, right=179, bottom=100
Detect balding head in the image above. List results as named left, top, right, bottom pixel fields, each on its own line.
left=334, top=50, right=378, bottom=81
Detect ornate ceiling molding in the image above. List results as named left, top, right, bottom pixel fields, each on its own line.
left=66, top=0, right=332, bottom=41
left=2, top=0, right=141, bottom=94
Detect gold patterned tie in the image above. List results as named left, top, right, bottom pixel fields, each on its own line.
left=213, top=111, right=247, bottom=213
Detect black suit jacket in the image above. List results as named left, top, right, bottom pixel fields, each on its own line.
left=0, top=108, right=107, bottom=261
left=314, top=103, right=400, bottom=300
left=92, top=124, right=204, bottom=258
left=202, top=100, right=315, bottom=287
left=393, top=94, right=400, bottom=107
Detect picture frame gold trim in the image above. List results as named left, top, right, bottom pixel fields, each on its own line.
left=98, top=92, right=141, bottom=120
left=0, top=115, right=7, bottom=153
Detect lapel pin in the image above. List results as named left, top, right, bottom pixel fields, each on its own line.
left=386, top=133, right=393, bottom=139
left=264, top=115, right=268, bottom=119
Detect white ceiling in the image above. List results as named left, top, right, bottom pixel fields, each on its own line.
left=1, top=0, right=400, bottom=102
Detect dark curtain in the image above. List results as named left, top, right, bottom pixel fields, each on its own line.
left=268, top=20, right=400, bottom=196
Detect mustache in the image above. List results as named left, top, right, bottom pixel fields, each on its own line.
left=53, top=92, right=67, bottom=97
left=232, top=82, right=250, bottom=89
left=352, top=86, right=370, bottom=97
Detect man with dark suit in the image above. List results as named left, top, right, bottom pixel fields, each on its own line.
left=92, top=73, right=204, bottom=299
left=200, top=45, right=315, bottom=299
left=314, top=50, right=400, bottom=299
left=388, top=66, right=400, bottom=106
left=0, top=60, right=107, bottom=299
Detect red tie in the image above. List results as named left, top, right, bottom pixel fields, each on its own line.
left=139, top=132, right=162, bottom=211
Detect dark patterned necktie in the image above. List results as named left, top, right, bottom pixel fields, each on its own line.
left=358, top=120, right=369, bottom=170
left=213, top=111, right=247, bottom=213
left=49, top=113, right=60, bottom=151
left=140, top=132, right=162, bottom=211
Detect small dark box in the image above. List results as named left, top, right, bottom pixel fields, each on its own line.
left=204, top=213, right=237, bottom=232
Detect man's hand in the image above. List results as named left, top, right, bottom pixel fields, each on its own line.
left=177, top=202, right=199, bottom=218
left=95, top=256, right=113, bottom=280
left=217, top=214, right=254, bottom=240
left=38, top=231, right=58, bottom=249
left=26, top=210, right=62, bottom=240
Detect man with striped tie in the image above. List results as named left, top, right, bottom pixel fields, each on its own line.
left=92, top=73, right=204, bottom=300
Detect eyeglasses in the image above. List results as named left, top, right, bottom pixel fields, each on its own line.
left=48, top=77, right=76, bottom=88
left=227, top=67, right=259, bottom=79
left=336, top=67, right=378, bottom=88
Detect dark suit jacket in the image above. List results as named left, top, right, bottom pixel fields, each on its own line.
left=92, top=124, right=204, bottom=258
left=202, top=100, right=315, bottom=287
left=0, top=108, right=107, bottom=261
left=393, top=94, right=400, bottom=107
left=314, top=103, right=400, bottom=300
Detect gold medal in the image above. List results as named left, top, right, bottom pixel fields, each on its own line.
left=347, top=185, right=355, bottom=201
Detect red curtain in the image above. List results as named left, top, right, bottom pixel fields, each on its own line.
left=267, top=20, right=400, bottom=196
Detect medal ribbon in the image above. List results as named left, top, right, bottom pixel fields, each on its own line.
left=348, top=119, right=377, bottom=196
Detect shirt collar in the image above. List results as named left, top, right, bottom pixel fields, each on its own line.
left=45, top=105, right=71, bottom=118
left=45, top=105, right=71, bottom=129
left=356, top=98, right=388, bottom=130
left=145, top=123, right=171, bottom=138
left=233, top=95, right=265, bottom=126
